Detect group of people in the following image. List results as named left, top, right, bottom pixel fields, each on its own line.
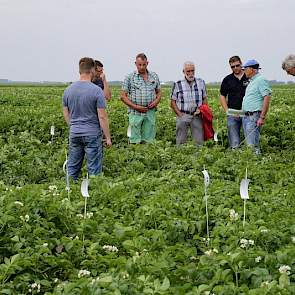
left=62, top=54, right=295, bottom=180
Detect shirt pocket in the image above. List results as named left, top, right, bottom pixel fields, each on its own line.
left=146, top=80, right=157, bottom=90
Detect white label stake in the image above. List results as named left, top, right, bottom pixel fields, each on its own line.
left=202, top=169, right=210, bottom=244
left=240, top=168, right=250, bottom=227
left=63, top=156, right=70, bottom=199
left=50, top=125, right=55, bottom=136
left=50, top=125, right=55, bottom=144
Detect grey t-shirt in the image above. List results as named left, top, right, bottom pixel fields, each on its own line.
left=62, top=81, right=106, bottom=137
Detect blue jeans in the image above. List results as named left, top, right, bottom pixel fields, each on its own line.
left=68, top=135, right=103, bottom=180
left=242, top=113, right=261, bottom=154
left=227, top=115, right=242, bottom=148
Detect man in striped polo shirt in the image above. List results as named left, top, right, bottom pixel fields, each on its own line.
left=121, top=53, right=161, bottom=144
left=171, top=61, right=208, bottom=145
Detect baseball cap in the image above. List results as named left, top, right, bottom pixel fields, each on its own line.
left=242, top=59, right=261, bottom=69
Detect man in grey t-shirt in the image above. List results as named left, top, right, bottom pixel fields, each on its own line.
left=62, top=57, right=112, bottom=180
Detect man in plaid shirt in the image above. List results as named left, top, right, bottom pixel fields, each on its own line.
left=171, top=61, right=208, bottom=145
left=121, top=53, right=161, bottom=143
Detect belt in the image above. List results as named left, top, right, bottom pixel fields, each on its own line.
left=182, top=110, right=201, bottom=116
left=244, top=110, right=261, bottom=116
left=182, top=110, right=195, bottom=115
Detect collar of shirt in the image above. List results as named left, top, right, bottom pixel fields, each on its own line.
left=135, top=70, right=154, bottom=82
left=232, top=72, right=247, bottom=81
left=250, top=72, right=261, bottom=82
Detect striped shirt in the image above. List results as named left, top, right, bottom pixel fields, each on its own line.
left=171, top=78, right=207, bottom=113
left=122, top=71, right=161, bottom=115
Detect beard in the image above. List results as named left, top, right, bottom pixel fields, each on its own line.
left=185, top=75, right=195, bottom=82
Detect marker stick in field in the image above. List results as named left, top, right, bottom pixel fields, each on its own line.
left=202, top=168, right=210, bottom=243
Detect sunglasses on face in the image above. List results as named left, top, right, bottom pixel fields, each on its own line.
left=231, top=64, right=241, bottom=69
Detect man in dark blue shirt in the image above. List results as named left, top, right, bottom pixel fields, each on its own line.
left=92, top=60, right=112, bottom=100
left=220, top=56, right=248, bottom=149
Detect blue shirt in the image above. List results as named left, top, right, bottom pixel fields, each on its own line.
left=62, top=81, right=106, bottom=137
left=242, top=73, right=272, bottom=112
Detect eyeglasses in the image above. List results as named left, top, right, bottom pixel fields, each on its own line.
left=231, top=64, right=241, bottom=69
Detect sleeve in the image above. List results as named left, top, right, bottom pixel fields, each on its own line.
left=202, top=79, right=207, bottom=99
left=170, top=82, right=178, bottom=100
left=154, top=73, right=161, bottom=90
left=122, top=74, right=131, bottom=92
left=220, top=78, right=228, bottom=97
left=96, top=87, right=106, bottom=109
left=258, top=79, right=272, bottom=97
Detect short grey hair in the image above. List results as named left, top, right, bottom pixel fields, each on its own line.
left=282, top=54, right=295, bottom=70
left=183, top=61, right=195, bottom=69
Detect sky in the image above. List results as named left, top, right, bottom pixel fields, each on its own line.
left=0, top=0, right=294, bottom=83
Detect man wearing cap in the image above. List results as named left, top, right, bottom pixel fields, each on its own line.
left=170, top=61, right=208, bottom=145
left=242, top=59, right=272, bottom=154
left=220, top=56, right=249, bottom=149
left=282, top=54, right=295, bottom=76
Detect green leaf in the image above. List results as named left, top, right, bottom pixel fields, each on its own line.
left=160, top=277, right=170, bottom=291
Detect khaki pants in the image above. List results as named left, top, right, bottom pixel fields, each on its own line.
left=176, top=114, right=204, bottom=145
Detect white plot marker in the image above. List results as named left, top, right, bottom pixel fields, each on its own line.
left=213, top=131, right=218, bottom=143
left=50, top=125, right=55, bottom=143
left=127, top=126, right=131, bottom=138
left=81, top=173, right=90, bottom=219
left=127, top=125, right=131, bottom=144
left=81, top=178, right=89, bottom=198
left=213, top=118, right=219, bottom=143
left=63, top=156, right=70, bottom=199
left=50, top=125, right=55, bottom=136
left=202, top=168, right=210, bottom=243
left=240, top=168, right=250, bottom=227
left=81, top=173, right=90, bottom=249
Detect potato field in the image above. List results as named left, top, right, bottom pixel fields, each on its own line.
left=0, top=84, right=295, bottom=294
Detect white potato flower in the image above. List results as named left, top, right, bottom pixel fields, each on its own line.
left=279, top=265, right=291, bottom=275
left=229, top=209, right=239, bottom=221
left=20, top=215, right=30, bottom=222
left=255, top=256, right=262, bottom=263
left=78, top=269, right=91, bottom=278
left=103, top=245, right=118, bottom=252
left=29, top=283, right=40, bottom=293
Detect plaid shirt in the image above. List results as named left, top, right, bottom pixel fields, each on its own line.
left=171, top=78, right=207, bottom=113
left=122, top=71, right=161, bottom=115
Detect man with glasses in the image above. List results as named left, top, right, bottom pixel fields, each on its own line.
left=92, top=60, right=112, bottom=100
left=242, top=59, right=272, bottom=155
left=170, top=61, right=208, bottom=145
left=220, top=56, right=248, bottom=149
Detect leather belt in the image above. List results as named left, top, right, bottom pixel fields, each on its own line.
left=182, top=110, right=201, bottom=116
left=244, top=111, right=261, bottom=116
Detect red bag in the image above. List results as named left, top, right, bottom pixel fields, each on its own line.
left=199, top=104, right=214, bottom=141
